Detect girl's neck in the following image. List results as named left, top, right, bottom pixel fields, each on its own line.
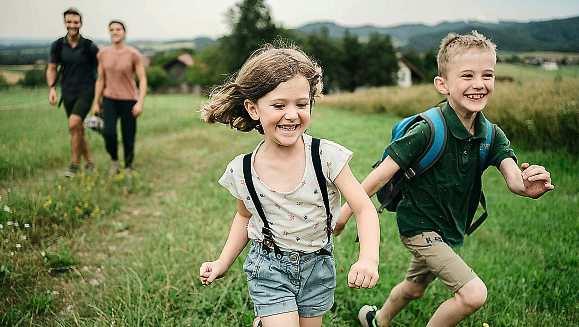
left=259, top=136, right=305, bottom=161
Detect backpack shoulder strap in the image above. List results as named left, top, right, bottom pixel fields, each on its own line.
left=311, top=138, right=333, bottom=245
left=479, top=116, right=495, bottom=172
left=406, top=107, right=447, bottom=179
left=466, top=116, right=496, bottom=235
left=242, top=153, right=281, bottom=255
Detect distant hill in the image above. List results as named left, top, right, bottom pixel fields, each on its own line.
left=296, top=16, right=579, bottom=52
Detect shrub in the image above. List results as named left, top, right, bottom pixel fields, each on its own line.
left=20, top=69, right=45, bottom=88
left=146, top=66, right=169, bottom=92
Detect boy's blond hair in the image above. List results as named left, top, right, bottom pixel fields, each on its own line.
left=437, top=30, right=497, bottom=77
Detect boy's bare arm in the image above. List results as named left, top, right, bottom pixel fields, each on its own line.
left=334, top=156, right=400, bottom=235
left=499, top=158, right=554, bottom=199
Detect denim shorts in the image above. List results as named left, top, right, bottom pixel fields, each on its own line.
left=243, top=241, right=336, bottom=318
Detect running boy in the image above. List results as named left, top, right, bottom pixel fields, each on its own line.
left=335, top=31, right=554, bottom=327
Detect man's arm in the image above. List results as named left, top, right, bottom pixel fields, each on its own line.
left=91, top=62, right=105, bottom=114
left=46, top=63, right=58, bottom=106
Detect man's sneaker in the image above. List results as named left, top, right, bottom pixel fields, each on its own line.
left=64, top=163, right=80, bottom=178
left=358, top=305, right=379, bottom=327
left=109, top=161, right=120, bottom=176
left=84, top=162, right=95, bottom=173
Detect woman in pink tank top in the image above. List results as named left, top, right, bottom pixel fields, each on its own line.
left=91, top=20, right=147, bottom=174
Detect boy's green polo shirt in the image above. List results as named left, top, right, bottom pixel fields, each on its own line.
left=386, top=103, right=516, bottom=246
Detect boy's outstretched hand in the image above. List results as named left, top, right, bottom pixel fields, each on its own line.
left=348, top=258, right=379, bottom=289
left=199, top=259, right=227, bottom=285
left=520, top=162, right=555, bottom=199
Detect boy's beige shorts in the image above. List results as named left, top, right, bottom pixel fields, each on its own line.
left=401, top=231, right=478, bottom=293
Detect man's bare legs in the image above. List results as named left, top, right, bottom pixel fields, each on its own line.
left=68, top=114, right=92, bottom=165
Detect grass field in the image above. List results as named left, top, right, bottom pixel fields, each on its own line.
left=0, top=88, right=577, bottom=326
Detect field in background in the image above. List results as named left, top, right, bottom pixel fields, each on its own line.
left=319, top=63, right=579, bottom=153
left=0, top=86, right=577, bottom=326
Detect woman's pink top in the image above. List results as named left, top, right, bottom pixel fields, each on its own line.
left=98, top=45, right=142, bottom=101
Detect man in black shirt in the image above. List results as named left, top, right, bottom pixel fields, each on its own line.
left=46, top=7, right=99, bottom=177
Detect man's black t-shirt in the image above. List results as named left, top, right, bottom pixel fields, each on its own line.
left=49, top=35, right=98, bottom=96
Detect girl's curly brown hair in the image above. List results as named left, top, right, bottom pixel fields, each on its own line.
left=200, top=43, right=323, bottom=134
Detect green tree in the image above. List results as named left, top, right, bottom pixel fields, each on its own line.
left=20, top=69, right=45, bottom=88
left=221, top=0, right=280, bottom=71
left=146, top=66, right=169, bottom=92
left=363, top=33, right=398, bottom=87
left=302, top=27, right=342, bottom=93
left=422, top=49, right=437, bottom=81
left=339, top=30, right=363, bottom=92
left=0, top=74, right=9, bottom=89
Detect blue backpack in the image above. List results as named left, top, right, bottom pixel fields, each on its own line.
left=375, top=106, right=496, bottom=235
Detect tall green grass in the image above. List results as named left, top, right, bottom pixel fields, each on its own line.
left=0, top=89, right=577, bottom=326
left=319, top=64, right=579, bottom=153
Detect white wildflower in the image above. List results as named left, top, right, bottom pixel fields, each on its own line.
left=15, top=243, right=22, bottom=249
left=24, top=223, right=30, bottom=228
left=6, top=221, right=12, bottom=226
left=0, top=224, right=3, bottom=229
left=10, top=251, right=14, bottom=256
left=3, top=205, right=10, bottom=213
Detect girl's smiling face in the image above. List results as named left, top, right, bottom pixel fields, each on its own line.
left=245, top=74, right=312, bottom=148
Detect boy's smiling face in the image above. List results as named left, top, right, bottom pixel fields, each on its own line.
left=435, top=48, right=496, bottom=116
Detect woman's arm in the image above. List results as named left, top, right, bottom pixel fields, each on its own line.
left=334, top=163, right=380, bottom=288
left=132, top=58, right=147, bottom=117
left=199, top=199, right=251, bottom=285
left=91, top=62, right=105, bottom=114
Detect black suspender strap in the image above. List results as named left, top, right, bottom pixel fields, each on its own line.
left=242, top=138, right=334, bottom=255
left=242, top=153, right=282, bottom=256
left=311, top=138, right=333, bottom=244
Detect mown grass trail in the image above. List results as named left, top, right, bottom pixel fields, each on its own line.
left=1, top=88, right=577, bottom=326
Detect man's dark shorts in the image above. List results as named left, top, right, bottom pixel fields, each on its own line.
left=63, top=90, right=94, bottom=120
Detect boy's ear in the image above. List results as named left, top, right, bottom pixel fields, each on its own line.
left=434, top=76, right=450, bottom=96
left=244, top=99, right=259, bottom=120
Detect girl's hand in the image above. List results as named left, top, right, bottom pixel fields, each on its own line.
left=347, top=258, right=379, bottom=289
left=520, top=162, right=555, bottom=199
left=199, top=259, right=227, bottom=285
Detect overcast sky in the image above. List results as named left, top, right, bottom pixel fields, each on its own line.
left=2, top=0, right=579, bottom=40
